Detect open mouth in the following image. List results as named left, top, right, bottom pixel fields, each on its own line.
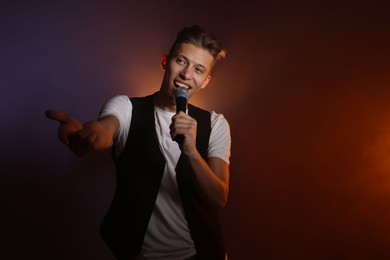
left=174, top=81, right=190, bottom=90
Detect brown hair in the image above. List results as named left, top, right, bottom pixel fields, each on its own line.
left=168, top=25, right=226, bottom=65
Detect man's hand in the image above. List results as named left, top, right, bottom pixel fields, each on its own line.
left=45, top=109, right=83, bottom=145
left=170, top=111, right=198, bottom=157
left=45, top=109, right=118, bottom=156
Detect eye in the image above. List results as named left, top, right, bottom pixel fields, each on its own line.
left=195, top=67, right=205, bottom=74
left=176, top=57, right=187, bottom=66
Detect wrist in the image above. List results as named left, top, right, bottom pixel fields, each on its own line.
left=184, top=148, right=201, bottom=162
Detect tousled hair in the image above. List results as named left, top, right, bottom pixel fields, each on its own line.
left=168, top=25, right=226, bottom=65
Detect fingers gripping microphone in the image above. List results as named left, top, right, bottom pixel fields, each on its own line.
left=174, top=86, right=188, bottom=143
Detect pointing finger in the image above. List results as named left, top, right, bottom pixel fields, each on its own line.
left=45, top=109, right=72, bottom=123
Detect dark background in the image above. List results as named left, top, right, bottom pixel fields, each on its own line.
left=1, top=1, right=390, bottom=259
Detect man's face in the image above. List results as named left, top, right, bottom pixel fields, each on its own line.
left=161, top=43, right=214, bottom=106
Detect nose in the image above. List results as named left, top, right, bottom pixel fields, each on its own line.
left=180, top=66, right=193, bottom=80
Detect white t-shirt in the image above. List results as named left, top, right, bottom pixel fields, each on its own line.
left=99, top=95, right=231, bottom=260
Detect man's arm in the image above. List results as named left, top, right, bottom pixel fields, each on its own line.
left=187, top=154, right=230, bottom=209
left=45, top=109, right=119, bottom=156
left=171, top=111, right=230, bottom=209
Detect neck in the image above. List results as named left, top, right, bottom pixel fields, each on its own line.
left=154, top=91, right=176, bottom=112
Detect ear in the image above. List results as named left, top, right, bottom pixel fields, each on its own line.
left=161, top=54, right=168, bottom=70
left=200, top=75, right=212, bottom=90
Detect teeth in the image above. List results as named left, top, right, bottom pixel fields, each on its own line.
left=175, top=82, right=189, bottom=89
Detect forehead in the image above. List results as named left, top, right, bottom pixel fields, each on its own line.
left=174, top=43, right=215, bottom=70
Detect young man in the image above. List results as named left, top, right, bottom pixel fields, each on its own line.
left=46, top=25, right=231, bottom=260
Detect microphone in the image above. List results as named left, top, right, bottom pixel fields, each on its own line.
left=174, top=86, right=188, bottom=143
left=176, top=86, right=188, bottom=113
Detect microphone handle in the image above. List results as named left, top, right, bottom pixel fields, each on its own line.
left=175, top=96, right=187, bottom=143
left=176, top=96, right=187, bottom=113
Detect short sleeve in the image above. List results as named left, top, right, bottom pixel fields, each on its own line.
left=208, top=112, right=231, bottom=165
left=99, top=95, right=132, bottom=157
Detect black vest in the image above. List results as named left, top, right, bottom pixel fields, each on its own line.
left=100, top=93, right=225, bottom=260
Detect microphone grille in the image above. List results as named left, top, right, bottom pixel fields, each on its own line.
left=176, top=86, right=188, bottom=99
